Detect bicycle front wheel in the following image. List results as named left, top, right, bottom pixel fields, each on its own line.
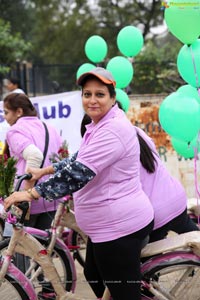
left=141, top=251, right=200, bottom=300
left=0, top=236, right=74, bottom=293
left=0, top=274, right=31, bottom=300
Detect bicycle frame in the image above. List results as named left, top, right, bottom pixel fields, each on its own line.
left=0, top=195, right=87, bottom=297
left=0, top=214, right=69, bottom=300
left=24, top=200, right=78, bottom=292
left=0, top=174, right=70, bottom=300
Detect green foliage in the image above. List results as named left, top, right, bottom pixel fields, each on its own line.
left=0, top=155, right=18, bottom=198
left=0, top=18, right=32, bottom=75
left=0, top=0, right=185, bottom=93
left=132, top=38, right=184, bottom=94
left=0, top=0, right=35, bottom=41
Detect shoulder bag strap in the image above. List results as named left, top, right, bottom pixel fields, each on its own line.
left=34, top=122, right=49, bottom=186
left=40, top=122, right=49, bottom=168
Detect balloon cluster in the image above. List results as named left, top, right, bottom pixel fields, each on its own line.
left=76, top=26, right=144, bottom=112
left=159, top=0, right=200, bottom=158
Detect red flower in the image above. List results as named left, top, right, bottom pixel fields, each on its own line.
left=49, top=140, right=69, bottom=163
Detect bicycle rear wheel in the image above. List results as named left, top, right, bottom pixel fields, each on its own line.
left=141, top=251, right=200, bottom=300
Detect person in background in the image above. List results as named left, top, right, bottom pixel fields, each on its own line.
left=79, top=104, right=199, bottom=299
left=3, top=92, right=62, bottom=299
left=4, top=67, right=154, bottom=300
left=5, top=77, right=25, bottom=94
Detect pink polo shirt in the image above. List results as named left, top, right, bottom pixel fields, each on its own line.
left=6, top=116, right=62, bottom=214
left=136, top=127, right=187, bottom=230
left=74, top=105, right=154, bottom=243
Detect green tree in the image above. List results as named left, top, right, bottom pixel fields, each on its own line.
left=0, top=0, right=35, bottom=42
left=0, top=18, right=31, bottom=76
left=0, top=0, right=184, bottom=94
left=132, top=37, right=184, bottom=94
left=94, top=0, right=163, bottom=58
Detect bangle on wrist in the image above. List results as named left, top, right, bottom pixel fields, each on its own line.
left=27, top=188, right=38, bottom=200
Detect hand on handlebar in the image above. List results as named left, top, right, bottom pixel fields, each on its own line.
left=26, top=167, right=47, bottom=181
left=4, top=191, right=32, bottom=211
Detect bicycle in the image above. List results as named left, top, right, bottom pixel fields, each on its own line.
left=0, top=195, right=87, bottom=295
left=0, top=174, right=87, bottom=300
left=3, top=175, right=200, bottom=300
left=101, top=230, right=200, bottom=300
left=0, top=196, right=86, bottom=268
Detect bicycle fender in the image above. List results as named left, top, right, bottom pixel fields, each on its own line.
left=0, top=258, right=37, bottom=300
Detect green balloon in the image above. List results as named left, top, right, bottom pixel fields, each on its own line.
left=171, top=135, right=200, bottom=159
left=85, top=35, right=108, bottom=63
left=164, top=1, right=200, bottom=44
left=76, top=63, right=96, bottom=79
left=177, top=40, right=200, bottom=88
left=106, top=56, right=134, bottom=89
left=115, top=88, right=130, bottom=112
left=178, top=84, right=200, bottom=104
left=117, top=26, right=144, bottom=57
left=159, top=92, right=200, bottom=142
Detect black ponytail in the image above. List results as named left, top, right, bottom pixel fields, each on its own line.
left=81, top=105, right=157, bottom=173
left=137, top=133, right=157, bottom=173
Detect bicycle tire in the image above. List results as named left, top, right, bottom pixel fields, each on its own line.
left=71, top=230, right=86, bottom=267
left=0, top=274, right=31, bottom=300
left=141, top=251, right=200, bottom=300
left=0, top=236, right=74, bottom=292
left=0, top=259, right=36, bottom=300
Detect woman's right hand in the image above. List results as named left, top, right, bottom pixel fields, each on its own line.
left=26, top=167, right=45, bottom=181
left=26, top=165, right=54, bottom=182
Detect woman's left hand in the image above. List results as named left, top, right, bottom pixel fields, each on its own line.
left=4, top=191, right=32, bottom=211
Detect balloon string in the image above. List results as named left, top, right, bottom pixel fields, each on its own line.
left=190, top=46, right=199, bottom=89
left=194, top=131, right=200, bottom=224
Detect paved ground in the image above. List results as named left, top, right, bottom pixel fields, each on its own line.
left=73, top=260, right=96, bottom=300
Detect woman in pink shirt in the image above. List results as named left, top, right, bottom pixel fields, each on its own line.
left=3, top=93, right=62, bottom=299
left=136, top=126, right=198, bottom=242
left=3, top=93, right=62, bottom=226
left=4, top=68, right=154, bottom=300
left=80, top=106, right=198, bottom=299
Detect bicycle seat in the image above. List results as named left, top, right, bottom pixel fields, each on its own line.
left=141, top=231, right=200, bottom=257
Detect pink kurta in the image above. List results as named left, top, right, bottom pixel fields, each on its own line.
left=74, top=105, right=154, bottom=242
left=6, top=116, right=62, bottom=214
left=136, top=127, right=187, bottom=230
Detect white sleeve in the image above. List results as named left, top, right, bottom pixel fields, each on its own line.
left=22, top=144, right=44, bottom=169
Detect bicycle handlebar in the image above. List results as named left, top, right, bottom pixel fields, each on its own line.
left=15, top=173, right=32, bottom=191
left=6, top=173, right=33, bottom=224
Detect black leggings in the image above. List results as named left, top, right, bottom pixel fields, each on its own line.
left=149, top=208, right=199, bottom=243
left=84, top=220, right=154, bottom=300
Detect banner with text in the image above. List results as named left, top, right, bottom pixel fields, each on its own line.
left=0, top=91, right=84, bottom=154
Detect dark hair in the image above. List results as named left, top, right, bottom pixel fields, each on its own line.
left=137, top=133, right=156, bottom=173
left=8, top=77, right=22, bottom=89
left=80, top=109, right=157, bottom=173
left=3, top=93, right=37, bottom=117
left=80, top=113, right=91, bottom=137
left=117, top=100, right=157, bottom=173
left=80, top=74, right=116, bottom=98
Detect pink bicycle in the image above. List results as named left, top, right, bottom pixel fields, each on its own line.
left=0, top=174, right=79, bottom=300
left=1, top=175, right=200, bottom=300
